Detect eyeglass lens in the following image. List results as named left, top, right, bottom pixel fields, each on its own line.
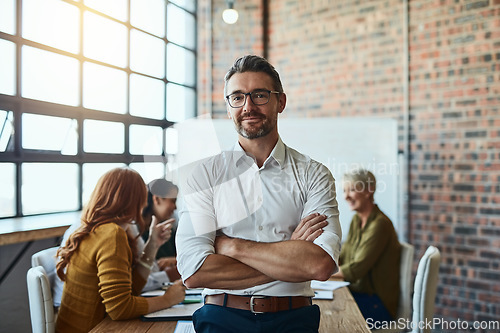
left=228, top=91, right=270, bottom=107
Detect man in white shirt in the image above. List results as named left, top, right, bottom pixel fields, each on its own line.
left=176, top=55, right=342, bottom=332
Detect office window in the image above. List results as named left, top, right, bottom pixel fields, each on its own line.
left=129, top=124, right=163, bottom=155
left=82, top=163, right=126, bottom=204
left=22, top=163, right=79, bottom=215
left=0, top=0, right=197, bottom=218
left=0, top=40, right=16, bottom=96
left=0, top=110, right=14, bottom=152
left=83, top=62, right=128, bottom=114
left=0, top=0, right=16, bottom=35
left=0, top=163, right=16, bottom=218
left=22, top=114, right=78, bottom=155
left=22, top=0, right=80, bottom=54
left=22, top=46, right=80, bottom=106
left=130, top=74, right=165, bottom=119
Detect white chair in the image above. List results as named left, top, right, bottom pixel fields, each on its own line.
left=31, top=246, right=58, bottom=277
left=397, top=241, right=415, bottom=322
left=27, top=266, right=55, bottom=333
left=28, top=247, right=59, bottom=333
left=411, top=246, right=441, bottom=333
left=373, top=241, right=414, bottom=333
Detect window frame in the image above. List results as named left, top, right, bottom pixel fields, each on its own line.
left=0, top=0, right=197, bottom=218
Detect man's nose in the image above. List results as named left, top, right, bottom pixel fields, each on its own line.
left=243, top=94, right=257, bottom=112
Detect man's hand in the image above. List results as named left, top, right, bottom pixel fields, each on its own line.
left=291, top=213, right=328, bottom=241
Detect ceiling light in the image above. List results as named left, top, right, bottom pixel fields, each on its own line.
left=222, top=0, right=239, bottom=24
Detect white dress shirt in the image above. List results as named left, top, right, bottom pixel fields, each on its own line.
left=176, top=137, right=342, bottom=297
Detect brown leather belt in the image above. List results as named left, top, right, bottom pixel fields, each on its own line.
left=204, top=294, right=312, bottom=314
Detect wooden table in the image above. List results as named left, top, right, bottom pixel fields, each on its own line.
left=90, top=286, right=369, bottom=333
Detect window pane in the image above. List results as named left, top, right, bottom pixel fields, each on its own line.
left=22, top=46, right=79, bottom=106
left=83, top=119, right=124, bottom=153
left=130, top=162, right=165, bottom=184
left=130, top=29, right=165, bottom=78
left=165, top=126, right=178, bottom=155
left=84, top=0, right=128, bottom=22
left=22, top=163, right=79, bottom=215
left=130, top=74, right=165, bottom=119
left=83, top=11, right=127, bottom=68
left=82, top=163, right=125, bottom=204
left=167, top=84, right=195, bottom=122
left=22, top=114, right=78, bottom=155
left=167, top=4, right=195, bottom=49
left=0, top=0, right=16, bottom=35
left=130, top=0, right=165, bottom=38
left=0, top=110, right=14, bottom=152
left=129, top=124, right=163, bottom=155
left=23, top=0, right=80, bottom=54
left=169, top=0, right=196, bottom=12
left=166, top=44, right=195, bottom=86
left=0, top=163, right=16, bottom=218
left=0, top=39, right=16, bottom=95
left=83, top=62, right=127, bottom=114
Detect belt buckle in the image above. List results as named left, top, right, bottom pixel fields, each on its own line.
left=250, top=295, right=266, bottom=314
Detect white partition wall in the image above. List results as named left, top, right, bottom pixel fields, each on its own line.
left=171, top=116, right=399, bottom=241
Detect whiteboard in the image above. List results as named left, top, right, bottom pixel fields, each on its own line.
left=170, top=116, right=399, bottom=241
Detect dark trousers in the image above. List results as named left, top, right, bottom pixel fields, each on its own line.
left=192, top=304, right=320, bottom=333
left=351, top=291, right=394, bottom=322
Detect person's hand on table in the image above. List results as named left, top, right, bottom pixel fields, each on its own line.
left=162, top=279, right=185, bottom=306
left=158, top=257, right=181, bottom=281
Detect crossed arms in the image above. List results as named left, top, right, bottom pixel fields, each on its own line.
left=183, top=213, right=337, bottom=290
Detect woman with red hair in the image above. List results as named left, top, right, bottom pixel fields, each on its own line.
left=55, top=167, right=185, bottom=333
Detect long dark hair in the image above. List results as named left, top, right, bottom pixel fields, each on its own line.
left=56, top=167, right=147, bottom=281
left=142, top=179, right=178, bottom=218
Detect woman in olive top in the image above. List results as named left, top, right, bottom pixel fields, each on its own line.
left=333, top=169, right=401, bottom=322
left=55, top=168, right=185, bottom=333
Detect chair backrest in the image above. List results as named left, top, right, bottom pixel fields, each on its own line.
left=27, top=266, right=55, bottom=333
left=411, top=246, right=441, bottom=333
left=397, top=241, right=415, bottom=321
left=31, top=247, right=59, bottom=295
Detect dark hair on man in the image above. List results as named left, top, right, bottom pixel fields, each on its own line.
left=224, top=55, right=284, bottom=95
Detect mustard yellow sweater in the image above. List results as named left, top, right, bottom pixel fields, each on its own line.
left=55, top=223, right=148, bottom=333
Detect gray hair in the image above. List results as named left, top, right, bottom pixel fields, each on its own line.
left=343, top=169, right=377, bottom=194
left=224, top=55, right=284, bottom=96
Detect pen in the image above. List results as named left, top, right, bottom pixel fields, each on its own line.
left=161, top=282, right=174, bottom=290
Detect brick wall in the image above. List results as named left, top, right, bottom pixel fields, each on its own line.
left=408, top=0, right=500, bottom=325
left=198, top=0, right=500, bottom=327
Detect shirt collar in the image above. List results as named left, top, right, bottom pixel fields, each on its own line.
left=231, top=137, right=286, bottom=169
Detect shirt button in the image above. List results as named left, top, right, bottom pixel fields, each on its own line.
left=258, top=226, right=263, bottom=231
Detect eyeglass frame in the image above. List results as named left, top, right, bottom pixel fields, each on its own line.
left=225, top=90, right=281, bottom=108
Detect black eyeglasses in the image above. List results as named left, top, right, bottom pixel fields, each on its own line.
left=225, top=90, right=280, bottom=108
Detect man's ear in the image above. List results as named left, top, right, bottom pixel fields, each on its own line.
left=278, top=93, right=287, bottom=114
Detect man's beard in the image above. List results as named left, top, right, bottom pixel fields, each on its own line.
left=234, top=111, right=276, bottom=139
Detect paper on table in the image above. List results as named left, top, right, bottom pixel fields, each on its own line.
left=141, top=288, right=203, bottom=297
left=313, top=289, right=334, bottom=300
left=141, top=289, right=164, bottom=297
left=142, top=302, right=203, bottom=321
left=311, top=280, right=350, bottom=291
left=174, top=320, right=195, bottom=333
